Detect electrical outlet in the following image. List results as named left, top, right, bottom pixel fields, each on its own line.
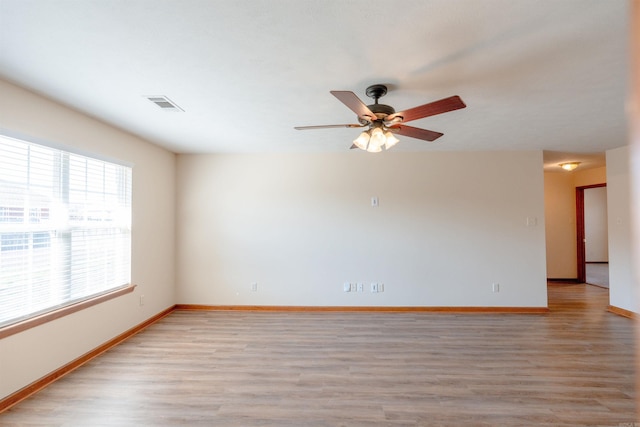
left=251, top=282, right=258, bottom=292
left=379, top=283, right=384, bottom=292
left=343, top=282, right=351, bottom=292
left=492, top=283, right=500, bottom=293
left=357, top=283, right=364, bottom=292
left=371, top=283, right=378, bottom=293
left=350, top=283, right=357, bottom=292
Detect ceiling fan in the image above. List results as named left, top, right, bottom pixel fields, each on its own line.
left=294, top=84, right=466, bottom=152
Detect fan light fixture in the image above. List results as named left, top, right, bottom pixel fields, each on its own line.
left=559, top=162, right=580, bottom=171
left=353, top=127, right=400, bottom=153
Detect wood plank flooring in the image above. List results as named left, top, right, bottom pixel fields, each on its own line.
left=1, top=284, right=636, bottom=426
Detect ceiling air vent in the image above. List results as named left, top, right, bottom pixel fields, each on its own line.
left=144, top=95, right=184, bottom=112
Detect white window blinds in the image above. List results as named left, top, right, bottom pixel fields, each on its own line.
left=0, top=134, right=132, bottom=328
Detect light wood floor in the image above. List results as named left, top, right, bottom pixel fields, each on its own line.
left=1, top=284, right=636, bottom=426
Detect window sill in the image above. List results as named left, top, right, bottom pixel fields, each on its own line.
left=0, top=284, right=136, bottom=339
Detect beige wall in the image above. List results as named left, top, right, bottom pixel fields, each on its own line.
left=0, top=79, right=176, bottom=399
left=544, top=172, right=577, bottom=278
left=176, top=151, right=548, bottom=308
left=574, top=166, right=607, bottom=187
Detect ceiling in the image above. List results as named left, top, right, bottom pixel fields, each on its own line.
left=0, top=1, right=629, bottom=170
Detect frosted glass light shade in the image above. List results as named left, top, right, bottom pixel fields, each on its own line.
left=560, top=162, right=580, bottom=171
left=384, top=131, right=399, bottom=149
left=368, top=128, right=385, bottom=151
left=353, top=132, right=370, bottom=150
left=366, top=143, right=382, bottom=153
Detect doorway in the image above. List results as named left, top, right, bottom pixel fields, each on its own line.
left=576, top=184, right=609, bottom=287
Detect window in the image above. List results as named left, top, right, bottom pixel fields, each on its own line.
left=0, top=134, right=132, bottom=328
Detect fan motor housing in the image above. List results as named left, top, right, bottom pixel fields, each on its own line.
left=368, top=103, right=395, bottom=116
left=358, top=103, right=395, bottom=124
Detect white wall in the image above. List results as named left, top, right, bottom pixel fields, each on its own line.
left=606, top=146, right=637, bottom=312
left=584, top=186, right=609, bottom=262
left=0, top=79, right=176, bottom=399
left=176, top=151, right=548, bottom=308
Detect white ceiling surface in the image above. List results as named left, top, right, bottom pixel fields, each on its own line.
left=0, top=1, right=629, bottom=169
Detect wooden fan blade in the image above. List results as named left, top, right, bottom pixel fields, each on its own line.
left=330, top=91, right=377, bottom=121
left=389, top=125, right=444, bottom=142
left=388, top=95, right=466, bottom=123
left=294, top=124, right=365, bottom=130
